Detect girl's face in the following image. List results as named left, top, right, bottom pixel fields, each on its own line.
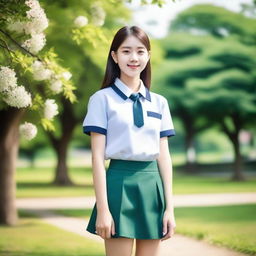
left=111, top=35, right=150, bottom=79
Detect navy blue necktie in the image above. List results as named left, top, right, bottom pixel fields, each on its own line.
left=129, top=93, right=144, bottom=128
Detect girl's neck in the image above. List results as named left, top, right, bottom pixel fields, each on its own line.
left=119, top=74, right=141, bottom=93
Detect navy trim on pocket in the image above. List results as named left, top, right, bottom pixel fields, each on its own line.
left=147, top=111, right=162, bottom=120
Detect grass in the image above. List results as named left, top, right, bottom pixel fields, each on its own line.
left=16, top=167, right=93, bottom=198
left=175, top=204, right=256, bottom=256
left=0, top=210, right=105, bottom=256
left=52, top=204, right=256, bottom=256
left=16, top=166, right=256, bottom=198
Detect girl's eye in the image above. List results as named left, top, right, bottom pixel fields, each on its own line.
left=122, top=50, right=145, bottom=54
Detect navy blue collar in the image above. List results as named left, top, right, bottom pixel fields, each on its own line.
left=111, top=78, right=151, bottom=102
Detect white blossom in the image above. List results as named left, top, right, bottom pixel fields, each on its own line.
left=49, top=79, right=62, bottom=94
left=25, top=0, right=41, bottom=10
left=7, top=0, right=48, bottom=35
left=31, top=61, right=52, bottom=81
left=24, top=0, right=49, bottom=34
left=32, top=60, right=43, bottom=70
left=62, top=71, right=72, bottom=80
left=22, top=33, right=46, bottom=54
left=19, top=122, right=37, bottom=140
left=33, top=68, right=52, bottom=81
left=91, top=3, right=106, bottom=26
left=0, top=66, right=18, bottom=92
left=3, top=86, right=32, bottom=108
left=44, top=99, right=58, bottom=120
left=24, top=15, right=49, bottom=35
left=74, top=15, right=88, bottom=27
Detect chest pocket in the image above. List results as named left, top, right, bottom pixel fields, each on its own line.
left=147, top=111, right=162, bottom=120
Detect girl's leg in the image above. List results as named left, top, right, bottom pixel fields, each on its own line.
left=104, top=237, right=135, bottom=256
left=135, top=239, right=161, bottom=256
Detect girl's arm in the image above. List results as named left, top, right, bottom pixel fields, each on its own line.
left=157, top=136, right=175, bottom=214
left=91, top=132, right=109, bottom=212
left=157, top=136, right=176, bottom=240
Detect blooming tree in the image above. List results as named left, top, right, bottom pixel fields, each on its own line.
left=0, top=0, right=76, bottom=137
left=0, top=0, right=76, bottom=225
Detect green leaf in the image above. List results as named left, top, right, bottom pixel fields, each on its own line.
left=41, top=118, right=55, bottom=132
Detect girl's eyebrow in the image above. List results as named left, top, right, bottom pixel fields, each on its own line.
left=120, top=46, right=146, bottom=49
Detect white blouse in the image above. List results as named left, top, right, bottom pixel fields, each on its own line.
left=82, top=77, right=175, bottom=161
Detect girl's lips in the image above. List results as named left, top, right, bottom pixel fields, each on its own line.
left=128, top=64, right=140, bottom=68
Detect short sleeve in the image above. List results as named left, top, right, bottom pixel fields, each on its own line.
left=160, top=97, right=175, bottom=138
left=82, top=92, right=107, bottom=136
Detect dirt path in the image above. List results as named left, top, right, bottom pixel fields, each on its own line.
left=17, top=192, right=256, bottom=210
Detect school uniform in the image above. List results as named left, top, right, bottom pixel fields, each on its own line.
left=82, top=77, right=175, bottom=239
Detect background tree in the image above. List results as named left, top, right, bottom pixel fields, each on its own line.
left=154, top=4, right=256, bottom=179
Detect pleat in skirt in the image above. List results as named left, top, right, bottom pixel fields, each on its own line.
left=86, top=159, right=166, bottom=239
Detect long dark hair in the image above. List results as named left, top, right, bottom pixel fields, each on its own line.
left=101, top=26, right=151, bottom=89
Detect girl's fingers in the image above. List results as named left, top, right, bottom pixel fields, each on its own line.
left=99, top=226, right=113, bottom=239
left=111, top=220, right=115, bottom=235
left=170, top=223, right=176, bottom=236
left=102, top=229, right=106, bottom=239
left=161, top=221, right=174, bottom=241
left=162, top=218, right=168, bottom=236
left=106, top=227, right=111, bottom=239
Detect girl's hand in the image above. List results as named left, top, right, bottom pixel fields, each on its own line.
left=96, top=209, right=115, bottom=239
left=161, top=210, right=176, bottom=241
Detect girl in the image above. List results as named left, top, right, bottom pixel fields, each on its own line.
left=83, top=25, right=176, bottom=256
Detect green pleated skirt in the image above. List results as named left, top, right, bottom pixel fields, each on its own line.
left=86, top=159, right=166, bottom=239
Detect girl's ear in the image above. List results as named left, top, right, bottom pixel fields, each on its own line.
left=111, top=50, right=118, bottom=64
left=148, top=50, right=151, bottom=60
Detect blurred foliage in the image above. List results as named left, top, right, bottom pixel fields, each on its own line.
left=154, top=4, right=256, bottom=167
left=0, top=0, right=28, bottom=25
left=171, top=4, right=256, bottom=45
left=157, top=32, right=256, bottom=131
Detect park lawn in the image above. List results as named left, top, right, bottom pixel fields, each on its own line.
left=175, top=204, right=256, bottom=256
left=16, top=166, right=256, bottom=198
left=16, top=167, right=93, bottom=198
left=0, top=210, right=105, bottom=256
left=53, top=204, right=256, bottom=256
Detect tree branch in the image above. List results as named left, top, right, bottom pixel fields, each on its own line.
left=0, top=28, right=42, bottom=61
left=0, top=38, right=15, bottom=54
left=220, top=119, right=234, bottom=141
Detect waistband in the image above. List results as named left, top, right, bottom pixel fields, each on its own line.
left=108, top=159, right=158, bottom=172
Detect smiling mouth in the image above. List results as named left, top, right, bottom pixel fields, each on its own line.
left=128, top=64, right=140, bottom=68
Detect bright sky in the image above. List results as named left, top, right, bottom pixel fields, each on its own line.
left=125, top=0, right=253, bottom=38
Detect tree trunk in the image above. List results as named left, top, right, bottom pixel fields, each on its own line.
left=230, top=132, right=245, bottom=181
left=51, top=134, right=74, bottom=186
left=47, top=99, right=77, bottom=186
left=221, top=115, right=245, bottom=181
left=0, top=107, right=25, bottom=225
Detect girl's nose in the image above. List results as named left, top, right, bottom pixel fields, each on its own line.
left=130, top=52, right=139, bottom=61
